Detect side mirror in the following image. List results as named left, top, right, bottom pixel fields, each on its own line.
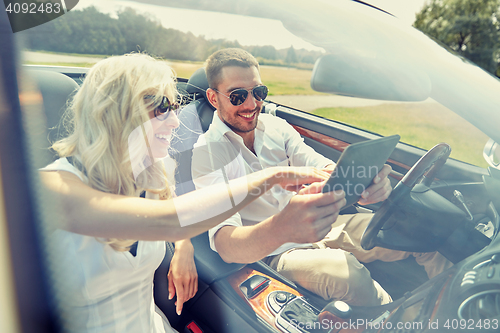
left=483, top=138, right=500, bottom=168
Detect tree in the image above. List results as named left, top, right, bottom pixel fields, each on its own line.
left=285, top=46, right=298, bottom=64
left=414, top=0, right=500, bottom=76
left=19, top=6, right=324, bottom=66
left=250, top=45, right=277, bottom=60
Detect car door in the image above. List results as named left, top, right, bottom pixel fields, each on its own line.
left=0, top=12, right=61, bottom=333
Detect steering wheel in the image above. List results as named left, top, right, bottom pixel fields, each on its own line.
left=360, top=143, right=452, bottom=250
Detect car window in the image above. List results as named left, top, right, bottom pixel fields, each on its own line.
left=16, top=2, right=495, bottom=170
left=6, top=1, right=500, bottom=332
left=310, top=98, right=489, bottom=168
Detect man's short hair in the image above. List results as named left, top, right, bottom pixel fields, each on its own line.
left=205, top=48, right=260, bottom=89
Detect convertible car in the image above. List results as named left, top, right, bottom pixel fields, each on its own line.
left=2, top=1, right=500, bottom=332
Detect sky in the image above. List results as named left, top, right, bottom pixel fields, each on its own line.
left=76, top=0, right=430, bottom=50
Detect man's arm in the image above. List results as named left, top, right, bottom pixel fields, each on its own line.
left=213, top=184, right=346, bottom=264
left=191, top=127, right=344, bottom=264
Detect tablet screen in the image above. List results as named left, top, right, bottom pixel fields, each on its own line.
left=322, top=135, right=400, bottom=207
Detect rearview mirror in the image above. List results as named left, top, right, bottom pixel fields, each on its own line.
left=310, top=54, right=431, bottom=101
left=483, top=138, right=500, bottom=169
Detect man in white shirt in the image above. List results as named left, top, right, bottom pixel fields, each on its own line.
left=191, top=48, right=451, bottom=306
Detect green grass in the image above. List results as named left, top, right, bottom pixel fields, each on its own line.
left=312, top=103, right=489, bottom=168
left=23, top=51, right=323, bottom=96
left=260, top=67, right=325, bottom=96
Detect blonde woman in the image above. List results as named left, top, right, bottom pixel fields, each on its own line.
left=39, top=53, right=333, bottom=333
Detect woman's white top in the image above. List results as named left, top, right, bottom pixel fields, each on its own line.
left=41, top=158, right=177, bottom=333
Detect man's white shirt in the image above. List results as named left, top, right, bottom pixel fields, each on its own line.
left=192, top=111, right=333, bottom=256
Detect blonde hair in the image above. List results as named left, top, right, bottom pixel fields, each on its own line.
left=52, top=53, right=177, bottom=251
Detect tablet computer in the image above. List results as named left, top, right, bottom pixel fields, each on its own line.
left=322, top=134, right=400, bottom=207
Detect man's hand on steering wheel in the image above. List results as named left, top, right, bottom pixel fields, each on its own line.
left=358, top=164, right=393, bottom=205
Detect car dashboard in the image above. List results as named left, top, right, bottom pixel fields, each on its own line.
left=20, top=66, right=500, bottom=333
left=361, top=167, right=500, bottom=333
left=220, top=166, right=500, bottom=333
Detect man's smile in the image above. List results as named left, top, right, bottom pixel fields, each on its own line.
left=239, top=111, right=257, bottom=120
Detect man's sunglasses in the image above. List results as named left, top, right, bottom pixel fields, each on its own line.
left=144, top=95, right=180, bottom=120
left=214, top=85, right=268, bottom=106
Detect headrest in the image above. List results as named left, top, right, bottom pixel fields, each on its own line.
left=27, top=70, right=79, bottom=164
left=28, top=70, right=79, bottom=138
left=187, top=68, right=209, bottom=99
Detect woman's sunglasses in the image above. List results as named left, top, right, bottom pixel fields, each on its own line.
left=214, top=85, right=268, bottom=106
left=144, top=95, right=181, bottom=120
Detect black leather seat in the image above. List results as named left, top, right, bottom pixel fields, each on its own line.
left=184, top=67, right=216, bottom=133
left=169, top=68, right=246, bottom=283
left=170, top=68, right=214, bottom=195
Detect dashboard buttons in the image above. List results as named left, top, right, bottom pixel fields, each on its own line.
left=240, top=275, right=271, bottom=299
left=473, top=259, right=491, bottom=270
left=461, top=271, right=477, bottom=287
left=275, top=292, right=288, bottom=304
left=487, top=266, right=495, bottom=279
left=267, top=291, right=296, bottom=314
left=276, top=297, right=321, bottom=333
left=329, top=301, right=352, bottom=319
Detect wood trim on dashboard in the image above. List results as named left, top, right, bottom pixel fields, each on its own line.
left=293, top=125, right=351, bottom=152
left=227, top=268, right=302, bottom=330
left=292, top=125, right=411, bottom=179
left=429, top=278, right=451, bottom=323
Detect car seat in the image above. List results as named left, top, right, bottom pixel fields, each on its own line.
left=169, top=68, right=214, bottom=196
left=169, top=68, right=247, bottom=283
left=26, top=69, right=79, bottom=167
left=26, top=68, right=201, bottom=331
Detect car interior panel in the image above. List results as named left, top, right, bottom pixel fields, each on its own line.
left=164, top=68, right=498, bottom=331
left=26, top=69, right=79, bottom=167
left=7, top=1, right=500, bottom=330
left=19, top=63, right=500, bottom=332
left=0, top=25, right=60, bottom=333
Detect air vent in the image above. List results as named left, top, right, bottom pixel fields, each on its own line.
left=458, top=290, right=500, bottom=320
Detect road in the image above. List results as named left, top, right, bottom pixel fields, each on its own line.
left=22, top=51, right=104, bottom=64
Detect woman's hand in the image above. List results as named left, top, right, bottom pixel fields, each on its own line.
left=271, top=166, right=331, bottom=192
left=168, top=239, right=198, bottom=315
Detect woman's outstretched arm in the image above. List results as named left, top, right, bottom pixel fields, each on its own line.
left=39, top=167, right=329, bottom=241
